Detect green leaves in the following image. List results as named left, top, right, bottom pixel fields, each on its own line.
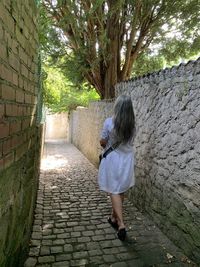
left=41, top=0, right=200, bottom=98
left=43, top=65, right=99, bottom=113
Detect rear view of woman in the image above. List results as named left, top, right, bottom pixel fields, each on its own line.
left=98, top=94, right=136, bottom=241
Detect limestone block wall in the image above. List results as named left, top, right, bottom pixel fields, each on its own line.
left=45, top=112, right=69, bottom=140
left=0, top=1, right=41, bottom=266
left=70, top=58, right=200, bottom=263
left=70, top=102, right=114, bottom=167
left=116, top=59, right=200, bottom=263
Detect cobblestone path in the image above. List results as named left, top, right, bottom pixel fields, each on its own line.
left=24, top=141, right=197, bottom=267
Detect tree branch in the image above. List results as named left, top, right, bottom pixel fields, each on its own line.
left=121, top=0, right=142, bottom=79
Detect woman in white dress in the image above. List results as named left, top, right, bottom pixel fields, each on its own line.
left=98, top=95, right=136, bottom=241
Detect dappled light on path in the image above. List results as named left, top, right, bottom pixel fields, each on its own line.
left=41, top=154, right=69, bottom=170
left=24, top=141, right=197, bottom=267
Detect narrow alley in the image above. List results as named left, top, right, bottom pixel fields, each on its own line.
left=24, top=141, right=196, bottom=267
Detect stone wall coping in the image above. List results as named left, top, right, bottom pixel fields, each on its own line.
left=116, top=56, right=200, bottom=86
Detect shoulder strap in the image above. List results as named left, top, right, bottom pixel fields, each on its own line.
left=102, top=141, right=120, bottom=158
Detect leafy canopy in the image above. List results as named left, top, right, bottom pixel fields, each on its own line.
left=43, top=64, right=99, bottom=113
left=42, top=0, right=200, bottom=98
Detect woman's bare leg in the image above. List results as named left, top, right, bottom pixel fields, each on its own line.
left=110, top=194, right=125, bottom=229
left=120, top=193, right=125, bottom=204
left=109, top=194, right=117, bottom=222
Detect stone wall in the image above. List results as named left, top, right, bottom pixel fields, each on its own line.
left=115, top=59, right=200, bottom=263
left=70, top=58, right=200, bottom=263
left=45, top=112, right=69, bottom=140
left=0, top=1, right=41, bottom=266
left=70, top=102, right=114, bottom=167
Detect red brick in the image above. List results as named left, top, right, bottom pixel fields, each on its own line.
left=0, top=141, right=2, bottom=157
left=2, top=84, right=15, bottom=100
left=0, top=43, right=7, bottom=61
left=6, top=104, right=18, bottom=117
left=0, top=24, right=3, bottom=40
left=11, top=134, right=23, bottom=149
left=4, top=151, right=14, bottom=168
left=25, top=93, right=32, bottom=104
left=16, top=90, right=24, bottom=103
left=12, top=39, right=19, bottom=55
left=30, top=85, right=34, bottom=94
left=10, top=120, right=21, bottom=134
left=3, top=138, right=11, bottom=155
left=13, top=72, right=18, bottom=86
left=27, top=82, right=32, bottom=92
left=23, top=80, right=28, bottom=91
left=31, top=95, right=37, bottom=104
left=11, top=5, right=18, bottom=23
left=25, top=106, right=31, bottom=116
left=0, top=64, right=13, bottom=82
left=16, top=27, right=25, bottom=49
left=21, top=63, right=28, bottom=78
left=18, top=106, right=25, bottom=116
left=22, top=132, right=27, bottom=143
left=4, top=28, right=11, bottom=45
left=15, top=143, right=28, bottom=161
left=0, top=122, right=9, bottom=138
left=23, top=25, right=30, bottom=40
left=0, top=157, right=3, bottom=170
left=19, top=77, right=23, bottom=89
left=22, top=118, right=30, bottom=130
left=0, top=3, right=14, bottom=34
left=29, top=71, right=33, bottom=81
left=11, top=135, right=19, bottom=149
left=19, top=47, right=28, bottom=64
left=27, top=58, right=32, bottom=69
left=0, top=104, right=5, bottom=119
left=9, top=52, right=20, bottom=71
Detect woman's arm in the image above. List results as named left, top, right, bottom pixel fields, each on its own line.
left=100, top=138, right=107, bottom=148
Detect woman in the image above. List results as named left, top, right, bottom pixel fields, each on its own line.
left=98, top=94, right=136, bottom=241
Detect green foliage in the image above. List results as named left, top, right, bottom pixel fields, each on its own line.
left=41, top=0, right=200, bottom=98
left=43, top=65, right=99, bottom=113
left=132, top=53, right=165, bottom=77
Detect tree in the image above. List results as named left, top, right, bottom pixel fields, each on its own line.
left=43, top=0, right=200, bottom=99
left=43, top=65, right=99, bottom=113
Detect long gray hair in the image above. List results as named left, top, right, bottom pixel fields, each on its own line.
left=113, top=95, right=135, bottom=143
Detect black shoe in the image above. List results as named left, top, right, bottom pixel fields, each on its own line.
left=108, top=217, right=118, bottom=230
left=117, top=228, right=126, bottom=241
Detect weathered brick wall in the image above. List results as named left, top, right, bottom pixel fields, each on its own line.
left=0, top=1, right=41, bottom=266
left=70, top=58, right=200, bottom=263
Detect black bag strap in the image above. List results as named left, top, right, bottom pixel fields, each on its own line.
left=102, top=141, right=120, bottom=158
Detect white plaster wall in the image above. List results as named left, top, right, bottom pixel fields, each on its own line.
left=45, top=112, right=69, bottom=140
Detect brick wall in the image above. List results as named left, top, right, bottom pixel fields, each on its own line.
left=0, top=1, right=42, bottom=266
left=70, top=58, right=200, bottom=264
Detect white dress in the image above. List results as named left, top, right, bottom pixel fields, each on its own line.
left=98, top=117, right=135, bottom=194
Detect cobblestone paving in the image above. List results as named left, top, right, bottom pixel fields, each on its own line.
left=24, top=141, right=197, bottom=267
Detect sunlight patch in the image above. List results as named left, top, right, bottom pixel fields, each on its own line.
left=41, top=155, right=68, bottom=170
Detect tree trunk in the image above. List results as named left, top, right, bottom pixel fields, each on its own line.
left=103, top=1, right=120, bottom=99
